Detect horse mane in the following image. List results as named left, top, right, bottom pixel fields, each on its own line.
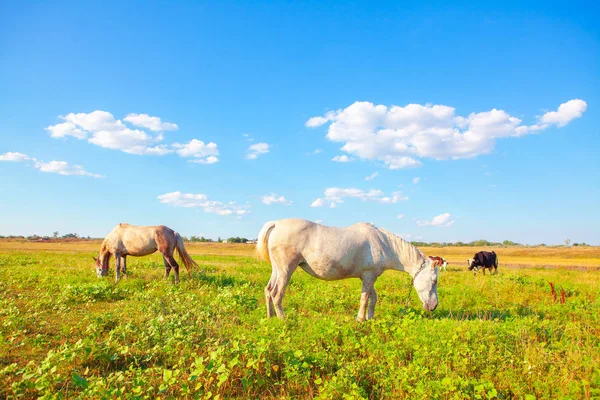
left=99, top=241, right=111, bottom=268
left=377, top=228, right=426, bottom=272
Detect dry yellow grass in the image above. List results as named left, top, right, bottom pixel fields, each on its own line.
left=1, top=239, right=598, bottom=267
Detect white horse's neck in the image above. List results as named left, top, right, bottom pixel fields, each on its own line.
left=380, top=229, right=425, bottom=275
left=99, top=241, right=111, bottom=267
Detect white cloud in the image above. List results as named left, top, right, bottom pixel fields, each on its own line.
left=172, top=139, right=219, bottom=164
left=539, top=99, right=587, bottom=128
left=261, top=194, right=293, bottom=205
left=306, top=99, right=587, bottom=168
left=157, top=191, right=249, bottom=216
left=34, top=160, right=104, bottom=178
left=246, top=142, right=270, bottom=160
left=305, top=113, right=334, bottom=128
left=46, top=110, right=216, bottom=161
left=413, top=177, right=420, bottom=184
left=306, top=148, right=323, bottom=156
left=188, top=156, right=219, bottom=164
left=0, top=152, right=31, bottom=161
left=398, top=233, right=412, bottom=239
left=0, top=152, right=103, bottom=178
left=310, top=198, right=327, bottom=208
left=332, top=155, right=354, bottom=163
left=364, top=172, right=378, bottom=181
left=397, top=214, right=405, bottom=219
left=416, top=213, right=455, bottom=227
left=45, top=122, right=87, bottom=139
left=124, top=113, right=178, bottom=131
left=311, top=187, right=408, bottom=208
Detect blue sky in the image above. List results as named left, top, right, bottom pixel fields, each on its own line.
left=1, top=1, right=598, bottom=244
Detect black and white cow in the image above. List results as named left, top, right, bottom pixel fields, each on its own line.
left=468, top=251, right=498, bottom=275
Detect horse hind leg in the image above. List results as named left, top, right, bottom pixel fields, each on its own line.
left=163, top=256, right=172, bottom=280
left=265, top=268, right=278, bottom=318
left=269, top=256, right=298, bottom=319
left=164, top=255, right=181, bottom=284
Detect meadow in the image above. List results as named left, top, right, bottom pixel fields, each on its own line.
left=0, top=240, right=599, bottom=399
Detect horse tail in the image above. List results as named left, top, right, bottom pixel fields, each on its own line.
left=175, top=232, right=198, bottom=276
left=256, top=221, right=276, bottom=264
left=494, top=252, right=499, bottom=271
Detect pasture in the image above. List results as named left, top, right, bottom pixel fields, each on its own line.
left=0, top=240, right=599, bottom=399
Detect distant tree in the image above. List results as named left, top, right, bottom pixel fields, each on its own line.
left=217, top=237, right=222, bottom=243
left=62, top=233, right=79, bottom=239
left=503, top=240, right=521, bottom=246
left=227, top=237, right=248, bottom=243
left=564, top=238, right=571, bottom=247
left=53, top=231, right=59, bottom=239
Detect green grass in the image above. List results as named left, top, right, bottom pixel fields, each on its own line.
left=0, top=247, right=599, bottom=399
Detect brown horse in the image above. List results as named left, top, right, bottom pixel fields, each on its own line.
left=93, top=223, right=198, bottom=283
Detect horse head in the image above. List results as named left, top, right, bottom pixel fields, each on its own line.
left=92, top=256, right=108, bottom=278
left=412, top=258, right=439, bottom=311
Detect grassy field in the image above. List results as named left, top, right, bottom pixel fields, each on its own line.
left=0, top=241, right=599, bottom=399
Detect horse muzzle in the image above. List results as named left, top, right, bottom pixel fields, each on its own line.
left=423, top=298, right=438, bottom=311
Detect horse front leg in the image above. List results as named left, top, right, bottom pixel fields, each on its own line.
left=367, top=288, right=378, bottom=320
left=115, top=254, right=121, bottom=283
left=357, top=275, right=375, bottom=322
left=121, top=256, right=127, bottom=278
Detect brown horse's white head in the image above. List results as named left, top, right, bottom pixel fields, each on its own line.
left=412, top=258, right=439, bottom=311
left=92, top=256, right=108, bottom=278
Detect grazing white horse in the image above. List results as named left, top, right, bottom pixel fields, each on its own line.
left=93, top=223, right=198, bottom=283
left=256, top=219, right=439, bottom=321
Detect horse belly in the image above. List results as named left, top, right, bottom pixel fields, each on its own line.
left=299, top=258, right=362, bottom=281
left=123, top=242, right=158, bottom=257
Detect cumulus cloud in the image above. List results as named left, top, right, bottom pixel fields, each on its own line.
left=246, top=143, right=270, bottom=160
left=0, top=151, right=103, bottom=178
left=261, top=194, right=293, bottom=205
left=413, top=177, right=420, bottom=184
left=539, top=99, right=587, bottom=128
left=172, top=139, right=219, bottom=164
left=45, top=110, right=217, bottom=162
left=0, top=152, right=31, bottom=161
left=365, top=171, right=379, bottom=181
left=397, top=214, right=405, bottom=219
left=306, top=99, right=587, bottom=168
left=157, top=191, right=249, bottom=216
left=306, top=148, right=323, bottom=156
left=332, top=155, right=354, bottom=163
left=33, top=160, right=104, bottom=178
left=124, top=113, right=178, bottom=131
left=311, top=187, right=408, bottom=208
left=416, top=213, right=455, bottom=227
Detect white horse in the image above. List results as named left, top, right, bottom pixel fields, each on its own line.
left=93, top=223, right=198, bottom=283
left=256, top=219, right=439, bottom=321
